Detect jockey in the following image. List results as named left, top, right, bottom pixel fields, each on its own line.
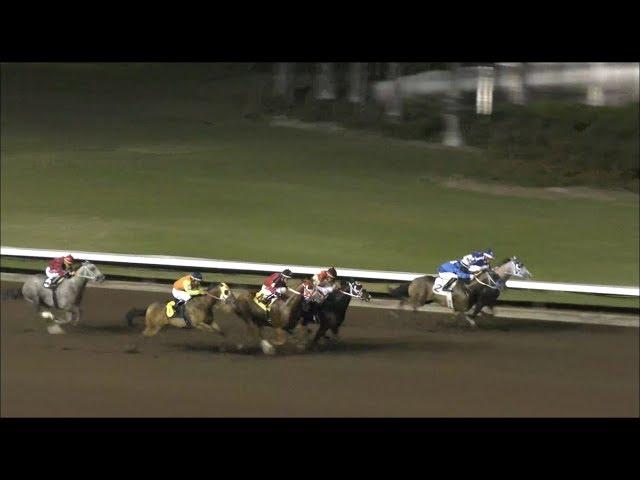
left=257, top=269, right=292, bottom=305
left=44, top=255, right=75, bottom=288
left=311, top=267, right=338, bottom=301
left=437, top=248, right=494, bottom=292
left=172, top=272, right=207, bottom=309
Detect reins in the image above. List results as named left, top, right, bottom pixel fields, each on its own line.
left=472, top=271, right=501, bottom=290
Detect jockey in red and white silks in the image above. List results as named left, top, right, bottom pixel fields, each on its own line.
left=44, top=255, right=75, bottom=288
left=257, top=269, right=292, bottom=305
left=311, top=267, right=338, bottom=299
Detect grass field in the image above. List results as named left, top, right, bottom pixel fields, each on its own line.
left=1, top=63, right=638, bottom=297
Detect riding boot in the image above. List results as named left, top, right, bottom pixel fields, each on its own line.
left=177, top=300, right=193, bottom=328
left=442, top=278, right=456, bottom=292
left=174, top=300, right=185, bottom=316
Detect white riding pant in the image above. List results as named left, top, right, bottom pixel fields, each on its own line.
left=433, top=272, right=458, bottom=292
left=172, top=289, right=192, bottom=303
left=258, top=286, right=286, bottom=303
left=45, top=267, right=60, bottom=280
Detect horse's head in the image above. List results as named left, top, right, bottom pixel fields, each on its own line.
left=343, top=279, right=372, bottom=302
left=211, top=282, right=235, bottom=304
left=76, top=261, right=106, bottom=283
left=504, top=257, right=532, bottom=279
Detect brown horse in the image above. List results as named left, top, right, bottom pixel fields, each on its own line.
left=230, top=282, right=306, bottom=355
left=389, top=257, right=532, bottom=326
left=125, top=283, right=234, bottom=337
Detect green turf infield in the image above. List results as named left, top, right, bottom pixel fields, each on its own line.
left=1, top=63, right=638, bottom=302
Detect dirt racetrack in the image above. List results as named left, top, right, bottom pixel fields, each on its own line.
left=1, top=281, right=638, bottom=417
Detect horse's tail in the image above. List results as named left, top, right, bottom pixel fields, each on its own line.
left=1, top=287, right=23, bottom=301
left=388, top=282, right=410, bottom=299
left=126, top=307, right=147, bottom=327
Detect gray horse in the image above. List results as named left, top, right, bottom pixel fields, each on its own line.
left=389, top=257, right=532, bottom=326
left=2, top=261, right=105, bottom=334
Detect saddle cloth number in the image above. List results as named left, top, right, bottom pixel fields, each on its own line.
left=433, top=277, right=454, bottom=309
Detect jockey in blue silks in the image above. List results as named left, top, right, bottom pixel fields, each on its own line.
left=436, top=248, right=495, bottom=292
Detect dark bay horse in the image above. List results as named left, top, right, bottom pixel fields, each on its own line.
left=389, top=257, right=532, bottom=326
left=1, top=261, right=105, bottom=334
left=125, top=283, right=234, bottom=337
left=230, top=283, right=306, bottom=355
left=302, top=279, right=372, bottom=348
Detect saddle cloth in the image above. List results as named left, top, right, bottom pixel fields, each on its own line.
left=166, top=300, right=187, bottom=319
left=432, top=277, right=454, bottom=309
left=253, top=292, right=273, bottom=314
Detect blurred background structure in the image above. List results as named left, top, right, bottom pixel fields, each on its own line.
left=261, top=62, right=639, bottom=146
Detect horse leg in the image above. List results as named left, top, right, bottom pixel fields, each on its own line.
left=57, top=310, right=75, bottom=326
left=308, top=321, right=330, bottom=350
left=195, top=322, right=224, bottom=337
left=329, top=326, right=341, bottom=343
left=239, top=317, right=274, bottom=355
left=38, top=311, right=65, bottom=334
left=71, top=306, right=82, bottom=326
left=272, top=327, right=287, bottom=346
left=142, top=324, right=161, bottom=337
left=143, top=311, right=167, bottom=337
left=243, top=319, right=262, bottom=347
left=254, top=324, right=276, bottom=355
left=460, top=309, right=477, bottom=328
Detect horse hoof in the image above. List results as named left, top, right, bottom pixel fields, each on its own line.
left=47, top=324, right=65, bottom=335
left=260, top=340, right=276, bottom=355
left=212, top=322, right=224, bottom=335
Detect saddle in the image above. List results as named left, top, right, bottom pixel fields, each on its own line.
left=43, top=277, right=64, bottom=308
left=253, top=292, right=274, bottom=315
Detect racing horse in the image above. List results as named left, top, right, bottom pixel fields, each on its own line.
left=125, top=283, right=234, bottom=337
left=389, top=257, right=532, bottom=326
left=302, top=279, right=372, bottom=349
left=1, top=261, right=105, bottom=334
left=230, top=282, right=306, bottom=355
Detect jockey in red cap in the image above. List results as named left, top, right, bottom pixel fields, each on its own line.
left=309, top=267, right=338, bottom=302
left=256, top=269, right=292, bottom=306
left=44, top=255, right=75, bottom=288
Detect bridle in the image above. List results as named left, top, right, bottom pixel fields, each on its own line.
left=205, top=283, right=232, bottom=302
left=338, top=281, right=368, bottom=299
left=74, top=263, right=102, bottom=281
left=471, top=270, right=502, bottom=290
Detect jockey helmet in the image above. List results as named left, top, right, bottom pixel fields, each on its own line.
left=63, top=255, right=74, bottom=265
left=483, top=248, right=494, bottom=260
left=281, top=269, right=292, bottom=278
left=327, top=267, right=337, bottom=278
left=190, top=272, right=203, bottom=281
